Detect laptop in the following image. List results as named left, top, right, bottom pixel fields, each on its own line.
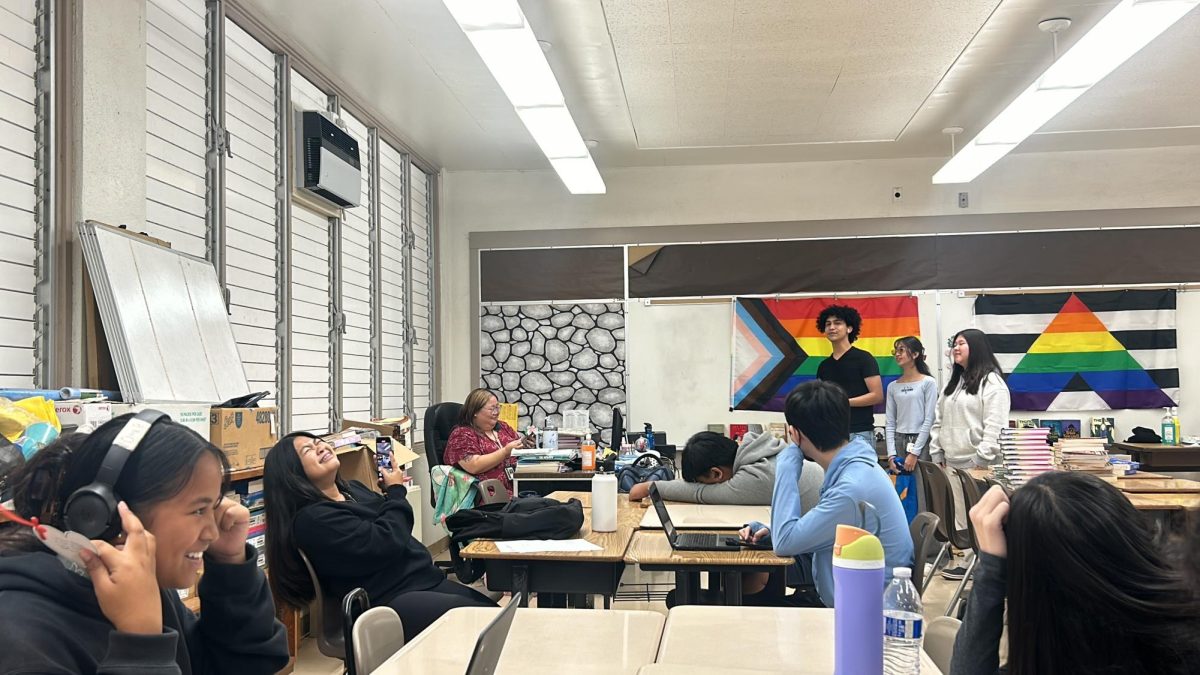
left=648, top=483, right=745, bottom=552
left=464, top=593, right=522, bottom=675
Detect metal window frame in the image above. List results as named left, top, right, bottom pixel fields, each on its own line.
left=33, top=0, right=54, bottom=388
left=402, top=157, right=415, bottom=419
left=368, top=127, right=383, bottom=418
left=273, top=53, right=292, bottom=432
left=326, top=93, right=344, bottom=432
left=204, top=0, right=228, bottom=301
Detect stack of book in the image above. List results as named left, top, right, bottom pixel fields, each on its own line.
left=247, top=505, right=267, bottom=570
left=995, top=427, right=1054, bottom=487
left=1056, top=437, right=1111, bottom=474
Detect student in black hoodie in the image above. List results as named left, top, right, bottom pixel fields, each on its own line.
left=263, top=432, right=494, bottom=640
left=0, top=414, right=289, bottom=675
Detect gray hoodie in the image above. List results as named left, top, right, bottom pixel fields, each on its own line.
left=654, top=431, right=824, bottom=512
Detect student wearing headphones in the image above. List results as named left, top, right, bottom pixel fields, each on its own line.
left=0, top=412, right=289, bottom=674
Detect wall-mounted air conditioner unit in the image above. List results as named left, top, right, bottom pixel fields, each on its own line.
left=293, top=110, right=360, bottom=209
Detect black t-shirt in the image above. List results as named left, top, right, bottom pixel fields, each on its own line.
left=816, top=345, right=881, bottom=432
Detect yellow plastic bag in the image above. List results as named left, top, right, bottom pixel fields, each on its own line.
left=0, top=398, right=43, bottom=441
left=14, top=396, right=61, bottom=432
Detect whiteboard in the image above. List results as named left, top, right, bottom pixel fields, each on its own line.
left=79, top=222, right=249, bottom=403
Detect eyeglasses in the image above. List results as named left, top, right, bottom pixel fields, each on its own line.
left=483, top=406, right=501, bottom=413
left=892, top=347, right=908, bottom=355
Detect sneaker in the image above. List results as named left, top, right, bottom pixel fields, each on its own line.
left=940, top=565, right=968, bottom=581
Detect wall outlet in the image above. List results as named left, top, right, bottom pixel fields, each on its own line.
left=892, top=187, right=903, bottom=202
left=958, top=192, right=969, bottom=208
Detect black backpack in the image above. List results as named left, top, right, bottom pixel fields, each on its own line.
left=444, top=497, right=585, bottom=583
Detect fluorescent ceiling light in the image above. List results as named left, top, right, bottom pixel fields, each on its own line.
left=550, top=157, right=606, bottom=195
left=933, top=0, right=1199, bottom=184
left=517, top=106, right=589, bottom=158
left=442, top=0, right=606, bottom=194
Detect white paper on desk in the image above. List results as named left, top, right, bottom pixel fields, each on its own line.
left=494, top=539, right=603, bottom=553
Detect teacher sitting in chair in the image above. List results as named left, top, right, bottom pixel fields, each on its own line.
left=442, top=388, right=524, bottom=495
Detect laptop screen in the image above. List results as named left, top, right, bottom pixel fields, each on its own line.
left=648, top=484, right=678, bottom=543
left=464, top=593, right=521, bottom=675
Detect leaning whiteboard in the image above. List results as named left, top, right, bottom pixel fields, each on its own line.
left=78, top=221, right=250, bottom=404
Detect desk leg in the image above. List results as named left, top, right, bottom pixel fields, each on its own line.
left=674, top=571, right=699, bottom=605
left=722, top=571, right=743, bottom=606
left=514, top=565, right=530, bottom=607
left=567, top=594, right=594, bottom=609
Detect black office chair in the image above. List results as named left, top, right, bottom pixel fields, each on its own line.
left=423, top=402, right=464, bottom=508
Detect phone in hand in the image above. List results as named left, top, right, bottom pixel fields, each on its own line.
left=376, top=437, right=394, bottom=479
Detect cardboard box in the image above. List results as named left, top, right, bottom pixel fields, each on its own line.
left=210, top=407, right=279, bottom=471
left=336, top=446, right=383, bottom=495
left=112, top=403, right=211, bottom=441
left=54, top=400, right=114, bottom=430
left=342, top=418, right=412, bottom=446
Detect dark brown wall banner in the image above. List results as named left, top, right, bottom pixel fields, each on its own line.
left=627, top=227, right=1200, bottom=297
left=480, top=247, right=625, bottom=302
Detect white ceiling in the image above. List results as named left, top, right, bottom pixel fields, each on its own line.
left=235, top=0, right=1200, bottom=171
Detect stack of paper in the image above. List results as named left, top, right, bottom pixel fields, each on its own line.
left=1056, top=437, right=1111, bottom=474
left=995, top=427, right=1054, bottom=487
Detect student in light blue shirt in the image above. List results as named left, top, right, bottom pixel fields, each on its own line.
left=742, top=380, right=913, bottom=607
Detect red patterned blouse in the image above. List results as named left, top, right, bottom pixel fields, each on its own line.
left=442, top=421, right=520, bottom=492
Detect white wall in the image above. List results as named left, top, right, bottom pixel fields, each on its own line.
left=625, top=292, right=1200, bottom=446
left=440, top=144, right=1200, bottom=442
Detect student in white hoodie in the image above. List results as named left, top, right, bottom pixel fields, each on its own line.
left=929, top=327, right=1011, bottom=579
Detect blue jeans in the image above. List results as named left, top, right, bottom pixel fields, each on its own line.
left=851, top=430, right=875, bottom=447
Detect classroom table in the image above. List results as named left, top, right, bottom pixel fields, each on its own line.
left=459, top=492, right=641, bottom=608
left=624, top=530, right=794, bottom=606
left=512, top=464, right=595, bottom=496
left=1102, top=476, right=1200, bottom=493
left=654, top=605, right=943, bottom=674
left=1113, top=442, right=1200, bottom=471
left=369, top=607, right=665, bottom=675
left=638, top=503, right=770, bottom=529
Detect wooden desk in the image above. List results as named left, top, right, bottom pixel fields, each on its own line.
left=460, top=494, right=641, bottom=608
left=1101, top=477, right=1200, bottom=494
left=513, top=465, right=595, bottom=497
left=1114, top=443, right=1200, bottom=471
left=1126, top=492, right=1200, bottom=510
left=654, top=606, right=943, bottom=674
left=625, top=530, right=793, bottom=605
left=639, top=503, right=769, bottom=530
left=371, top=607, right=664, bottom=675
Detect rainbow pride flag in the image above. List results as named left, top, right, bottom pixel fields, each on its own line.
left=974, top=291, right=1178, bottom=411
left=732, top=296, right=920, bottom=412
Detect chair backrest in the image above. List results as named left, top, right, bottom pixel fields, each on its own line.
left=954, top=469, right=986, bottom=551
left=917, top=461, right=972, bottom=550
left=352, top=606, right=405, bottom=674
left=924, top=616, right=962, bottom=674
left=908, top=511, right=940, bottom=594
left=298, top=549, right=346, bottom=660
left=476, top=478, right=509, bottom=505
left=424, top=402, right=464, bottom=505
left=341, top=588, right=370, bottom=675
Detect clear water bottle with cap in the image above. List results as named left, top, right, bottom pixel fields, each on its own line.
left=883, top=566, right=924, bottom=675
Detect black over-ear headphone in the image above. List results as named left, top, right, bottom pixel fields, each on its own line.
left=63, top=409, right=168, bottom=540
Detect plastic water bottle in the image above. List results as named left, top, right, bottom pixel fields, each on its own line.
left=883, top=567, right=924, bottom=675
left=544, top=422, right=558, bottom=452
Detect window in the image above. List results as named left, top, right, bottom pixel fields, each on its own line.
left=0, top=0, right=37, bottom=387
left=223, top=19, right=278, bottom=405
left=338, top=108, right=373, bottom=421
left=378, top=141, right=408, bottom=419
left=145, top=0, right=207, bottom=257
left=409, top=165, right=435, bottom=434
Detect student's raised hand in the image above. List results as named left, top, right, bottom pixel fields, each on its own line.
left=380, top=464, right=408, bottom=489
left=80, top=502, right=163, bottom=635
left=209, top=497, right=250, bottom=564
left=627, top=482, right=651, bottom=501
left=969, top=485, right=1010, bottom=559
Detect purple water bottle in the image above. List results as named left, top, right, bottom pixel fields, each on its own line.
left=833, top=523, right=885, bottom=675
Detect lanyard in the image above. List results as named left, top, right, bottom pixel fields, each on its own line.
left=0, top=501, right=48, bottom=539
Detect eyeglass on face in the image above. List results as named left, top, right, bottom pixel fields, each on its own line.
left=482, top=406, right=500, bottom=414
left=892, top=347, right=908, bottom=355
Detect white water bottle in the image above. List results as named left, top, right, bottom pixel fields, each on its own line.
left=883, top=567, right=924, bottom=675
left=591, top=473, right=618, bottom=532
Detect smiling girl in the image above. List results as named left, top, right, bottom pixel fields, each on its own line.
left=885, top=336, right=938, bottom=473
left=0, top=414, right=289, bottom=674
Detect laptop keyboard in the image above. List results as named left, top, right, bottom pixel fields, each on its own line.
left=676, top=532, right=724, bottom=549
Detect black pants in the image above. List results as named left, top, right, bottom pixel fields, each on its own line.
left=386, top=578, right=497, bottom=639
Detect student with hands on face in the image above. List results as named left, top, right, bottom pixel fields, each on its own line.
left=951, top=473, right=1200, bottom=675
left=0, top=414, right=289, bottom=675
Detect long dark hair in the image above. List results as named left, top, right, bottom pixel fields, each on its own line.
left=0, top=413, right=229, bottom=551
left=262, top=431, right=349, bottom=609
left=893, top=336, right=932, bottom=377
left=944, top=328, right=1003, bottom=396
left=1005, top=472, right=1200, bottom=674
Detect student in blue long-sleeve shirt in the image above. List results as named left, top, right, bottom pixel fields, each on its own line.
left=741, top=380, right=913, bottom=607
